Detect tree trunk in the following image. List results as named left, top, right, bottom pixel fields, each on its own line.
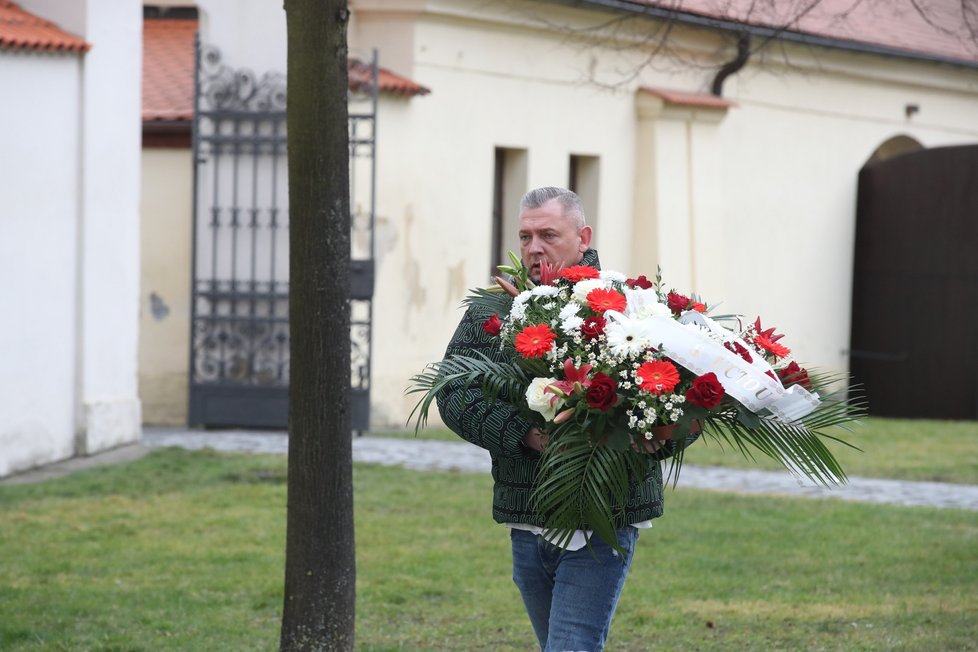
left=280, top=1, right=355, bottom=650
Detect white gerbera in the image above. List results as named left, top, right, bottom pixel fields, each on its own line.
left=604, top=311, right=656, bottom=357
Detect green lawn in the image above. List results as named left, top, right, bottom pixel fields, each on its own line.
left=1, top=448, right=976, bottom=651
left=377, top=416, right=978, bottom=485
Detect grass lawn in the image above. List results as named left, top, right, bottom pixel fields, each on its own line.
left=1, top=448, right=976, bottom=651
left=376, top=416, right=978, bottom=485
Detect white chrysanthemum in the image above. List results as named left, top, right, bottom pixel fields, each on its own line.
left=560, top=315, right=584, bottom=333
left=559, top=302, right=580, bottom=320
left=525, top=377, right=564, bottom=421
left=604, top=312, right=656, bottom=357
left=513, top=290, right=532, bottom=307
left=624, top=288, right=672, bottom=319
left=531, top=284, right=560, bottom=297
left=572, top=279, right=605, bottom=303
left=600, top=270, right=628, bottom=283
left=509, top=301, right=527, bottom=321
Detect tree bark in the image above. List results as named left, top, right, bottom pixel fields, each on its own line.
left=280, top=1, right=355, bottom=650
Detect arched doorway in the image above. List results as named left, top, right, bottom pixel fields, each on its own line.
left=849, top=140, right=978, bottom=419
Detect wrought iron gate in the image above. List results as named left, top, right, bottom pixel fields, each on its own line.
left=188, top=40, right=376, bottom=432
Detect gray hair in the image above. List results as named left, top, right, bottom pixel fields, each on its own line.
left=520, top=186, right=586, bottom=228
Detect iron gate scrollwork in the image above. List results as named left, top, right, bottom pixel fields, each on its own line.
left=188, top=39, right=376, bottom=433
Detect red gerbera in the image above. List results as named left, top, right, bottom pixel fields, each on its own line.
left=586, top=288, right=627, bottom=314
left=514, top=324, right=557, bottom=358
left=755, top=333, right=791, bottom=359
left=560, top=265, right=601, bottom=282
left=636, top=360, right=680, bottom=394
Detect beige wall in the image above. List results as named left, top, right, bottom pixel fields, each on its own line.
left=139, top=147, right=193, bottom=425
left=137, top=0, right=978, bottom=432
left=351, top=0, right=978, bottom=430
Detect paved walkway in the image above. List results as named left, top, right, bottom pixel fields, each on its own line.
left=5, top=427, right=978, bottom=512
left=140, top=428, right=978, bottom=512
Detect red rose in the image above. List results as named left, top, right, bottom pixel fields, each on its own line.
left=482, top=313, right=502, bottom=336
left=585, top=372, right=618, bottom=411
left=666, top=292, right=690, bottom=315
left=559, top=265, right=601, bottom=282
left=777, top=361, right=813, bottom=390
left=581, top=316, right=606, bottom=341
left=626, top=275, right=654, bottom=289
left=685, top=372, right=725, bottom=409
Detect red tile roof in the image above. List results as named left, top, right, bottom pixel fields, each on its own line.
left=640, top=86, right=735, bottom=109
left=143, top=17, right=430, bottom=124
left=143, top=18, right=196, bottom=122
left=616, top=0, right=978, bottom=66
left=349, top=58, right=431, bottom=97
left=0, top=0, right=90, bottom=53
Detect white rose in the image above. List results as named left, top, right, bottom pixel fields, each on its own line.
left=572, top=279, right=605, bottom=304
left=525, top=377, right=564, bottom=421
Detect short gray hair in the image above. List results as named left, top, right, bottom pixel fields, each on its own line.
left=520, top=186, right=586, bottom=228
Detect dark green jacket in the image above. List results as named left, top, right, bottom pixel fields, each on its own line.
left=436, top=249, right=697, bottom=527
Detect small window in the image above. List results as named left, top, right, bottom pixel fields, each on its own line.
left=569, top=154, right=600, bottom=245
left=491, top=147, right=528, bottom=276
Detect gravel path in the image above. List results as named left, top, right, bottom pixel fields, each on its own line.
left=143, top=428, right=978, bottom=512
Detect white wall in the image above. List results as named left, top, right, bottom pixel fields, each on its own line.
left=0, top=53, right=82, bottom=476
left=0, top=0, right=143, bottom=477
left=75, top=0, right=144, bottom=453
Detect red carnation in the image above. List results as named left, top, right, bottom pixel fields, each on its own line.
left=667, top=292, right=691, bottom=315
left=626, top=275, right=655, bottom=289
left=514, top=324, right=557, bottom=358
left=686, top=372, right=725, bottom=409
left=581, top=316, right=606, bottom=341
left=559, top=265, right=601, bottom=282
left=777, top=361, right=813, bottom=390
left=585, top=373, right=618, bottom=411
left=482, top=313, right=502, bottom=336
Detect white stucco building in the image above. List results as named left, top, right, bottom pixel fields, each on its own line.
left=0, top=0, right=143, bottom=477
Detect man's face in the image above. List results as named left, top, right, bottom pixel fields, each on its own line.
left=518, top=198, right=593, bottom=281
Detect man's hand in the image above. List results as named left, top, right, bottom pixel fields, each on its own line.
left=522, top=427, right=549, bottom=453
left=633, top=437, right=665, bottom=454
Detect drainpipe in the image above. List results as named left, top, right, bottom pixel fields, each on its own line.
left=711, top=32, right=751, bottom=97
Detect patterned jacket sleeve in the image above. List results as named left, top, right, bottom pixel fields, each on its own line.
left=436, top=306, right=533, bottom=459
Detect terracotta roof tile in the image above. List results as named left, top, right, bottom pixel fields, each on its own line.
left=0, top=0, right=90, bottom=53
left=617, top=0, right=978, bottom=65
left=350, top=58, right=432, bottom=97
left=143, top=18, right=196, bottom=122
left=143, top=18, right=431, bottom=123
left=639, top=86, right=735, bottom=108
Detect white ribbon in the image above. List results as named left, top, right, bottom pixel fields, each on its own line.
left=606, top=310, right=820, bottom=423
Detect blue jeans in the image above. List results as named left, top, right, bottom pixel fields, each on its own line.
left=511, top=527, right=639, bottom=652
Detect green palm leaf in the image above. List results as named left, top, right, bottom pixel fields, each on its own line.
left=406, top=352, right=529, bottom=432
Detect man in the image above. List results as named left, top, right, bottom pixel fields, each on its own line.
left=436, top=186, right=697, bottom=651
